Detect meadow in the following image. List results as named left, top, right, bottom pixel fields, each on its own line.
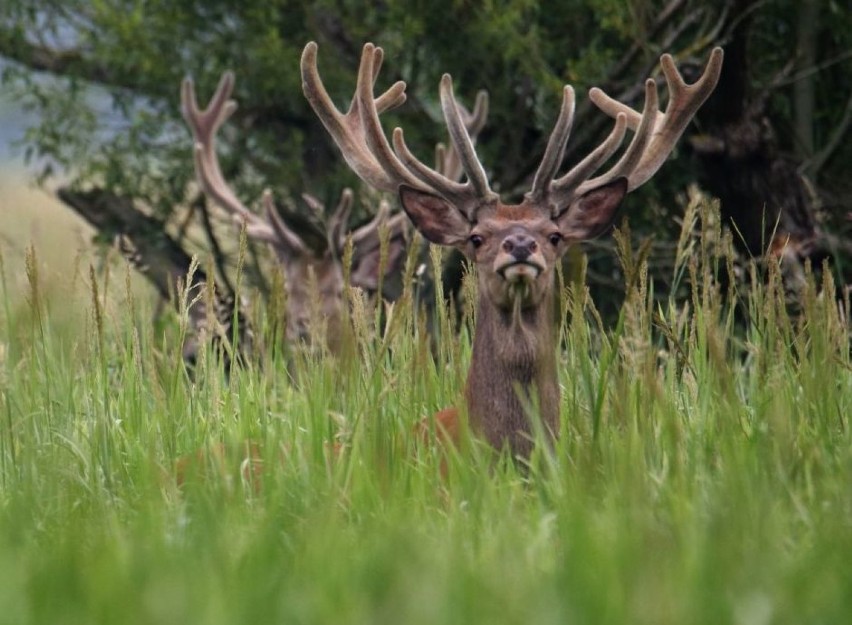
left=0, top=196, right=849, bottom=625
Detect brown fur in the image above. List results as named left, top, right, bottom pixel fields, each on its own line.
left=173, top=440, right=267, bottom=493
left=464, top=286, right=560, bottom=457
left=170, top=439, right=341, bottom=493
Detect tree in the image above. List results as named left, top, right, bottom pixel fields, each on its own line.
left=688, top=0, right=852, bottom=295
left=1, top=0, right=850, bottom=312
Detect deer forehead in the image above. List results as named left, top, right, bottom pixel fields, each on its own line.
left=286, top=255, right=342, bottom=286
left=473, top=204, right=555, bottom=236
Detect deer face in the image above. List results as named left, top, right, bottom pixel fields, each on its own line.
left=280, top=251, right=344, bottom=344
left=466, top=207, right=561, bottom=309
left=272, top=208, right=408, bottom=348
left=399, top=179, right=627, bottom=310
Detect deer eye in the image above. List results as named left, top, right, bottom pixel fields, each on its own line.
left=548, top=232, right=563, bottom=246
left=469, top=234, right=484, bottom=249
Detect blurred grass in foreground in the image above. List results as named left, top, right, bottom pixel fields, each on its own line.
left=0, top=196, right=849, bottom=625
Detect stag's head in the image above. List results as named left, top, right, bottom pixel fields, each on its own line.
left=398, top=181, right=627, bottom=310
left=301, top=42, right=723, bottom=311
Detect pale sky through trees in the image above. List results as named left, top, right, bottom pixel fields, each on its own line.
left=0, top=93, right=30, bottom=163
left=0, top=62, right=92, bottom=283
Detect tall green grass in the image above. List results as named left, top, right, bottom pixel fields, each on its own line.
left=0, top=199, right=849, bottom=625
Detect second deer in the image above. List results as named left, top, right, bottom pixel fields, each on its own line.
left=181, top=71, right=409, bottom=353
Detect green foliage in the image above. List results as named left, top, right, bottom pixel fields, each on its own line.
left=0, top=198, right=850, bottom=624
left=2, top=0, right=848, bottom=234
left=0, top=1, right=726, bottom=213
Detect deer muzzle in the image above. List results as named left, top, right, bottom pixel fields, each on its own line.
left=499, top=262, right=543, bottom=282
left=496, top=233, right=545, bottom=282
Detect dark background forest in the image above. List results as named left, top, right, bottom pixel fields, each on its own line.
left=1, top=0, right=850, bottom=319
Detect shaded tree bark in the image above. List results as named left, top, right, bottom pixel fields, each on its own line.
left=58, top=186, right=254, bottom=367
left=688, top=0, right=851, bottom=290
left=794, top=1, right=819, bottom=158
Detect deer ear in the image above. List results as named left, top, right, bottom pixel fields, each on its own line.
left=555, top=177, right=627, bottom=241
left=399, top=185, right=470, bottom=247
left=348, top=224, right=408, bottom=293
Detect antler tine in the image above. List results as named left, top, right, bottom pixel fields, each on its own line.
left=545, top=80, right=657, bottom=211
left=574, top=78, right=659, bottom=194
left=355, top=45, right=424, bottom=191
left=301, top=42, right=411, bottom=193
left=438, top=74, right=492, bottom=200
left=350, top=198, right=392, bottom=246
left=392, top=128, right=474, bottom=210
left=437, top=89, right=489, bottom=183
left=534, top=46, right=723, bottom=214
left=531, top=83, right=633, bottom=213
left=391, top=79, right=497, bottom=219
left=587, top=46, right=724, bottom=191
left=304, top=42, right=497, bottom=221
left=301, top=192, right=326, bottom=219
left=351, top=201, right=409, bottom=251
left=181, top=72, right=235, bottom=142
left=326, top=188, right=355, bottom=252
left=547, top=113, right=628, bottom=213
left=529, top=86, right=576, bottom=202
left=369, top=46, right=408, bottom=114
left=459, top=89, right=489, bottom=137
left=182, top=73, right=256, bottom=225
left=182, top=72, right=306, bottom=252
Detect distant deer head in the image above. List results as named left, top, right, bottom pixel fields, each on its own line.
left=181, top=71, right=408, bottom=350
left=302, top=42, right=723, bottom=457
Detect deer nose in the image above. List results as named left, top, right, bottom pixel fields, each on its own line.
left=502, top=233, right=538, bottom=261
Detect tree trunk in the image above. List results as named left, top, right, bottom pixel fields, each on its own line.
left=794, top=1, right=819, bottom=158
left=687, top=0, right=851, bottom=291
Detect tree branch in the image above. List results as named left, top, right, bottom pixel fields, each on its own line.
left=57, top=185, right=203, bottom=300
left=0, top=27, right=134, bottom=90
left=803, top=88, right=852, bottom=179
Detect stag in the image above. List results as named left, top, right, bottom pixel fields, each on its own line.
left=181, top=71, right=409, bottom=352
left=302, top=42, right=723, bottom=458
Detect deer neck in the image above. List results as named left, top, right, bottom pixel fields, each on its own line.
left=464, top=279, right=560, bottom=457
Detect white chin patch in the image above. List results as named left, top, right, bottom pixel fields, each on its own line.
left=503, top=264, right=540, bottom=282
